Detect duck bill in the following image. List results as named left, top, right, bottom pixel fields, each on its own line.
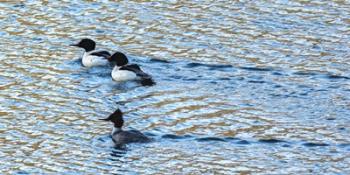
left=98, top=118, right=110, bottom=121
left=70, top=43, right=79, bottom=47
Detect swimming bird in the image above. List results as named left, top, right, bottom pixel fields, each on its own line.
left=108, top=52, right=155, bottom=86
left=99, top=109, right=151, bottom=146
left=70, top=38, right=111, bottom=67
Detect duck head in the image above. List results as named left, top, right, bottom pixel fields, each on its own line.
left=100, top=108, right=124, bottom=128
left=70, top=38, right=96, bottom=52
left=108, top=52, right=129, bottom=67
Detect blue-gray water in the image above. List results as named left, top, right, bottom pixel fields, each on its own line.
left=0, top=1, right=349, bottom=174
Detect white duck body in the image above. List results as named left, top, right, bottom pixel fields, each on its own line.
left=82, top=51, right=109, bottom=67
left=111, top=66, right=138, bottom=82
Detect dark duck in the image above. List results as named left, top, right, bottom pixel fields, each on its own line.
left=100, top=109, right=151, bottom=146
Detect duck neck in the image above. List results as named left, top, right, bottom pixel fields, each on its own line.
left=112, top=65, right=120, bottom=71
left=112, top=126, right=122, bottom=135
left=82, top=51, right=90, bottom=59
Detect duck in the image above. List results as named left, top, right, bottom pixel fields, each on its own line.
left=108, top=52, right=155, bottom=86
left=99, top=108, right=151, bottom=146
left=70, top=38, right=111, bottom=67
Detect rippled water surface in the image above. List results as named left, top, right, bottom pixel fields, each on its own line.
left=1, top=0, right=350, bottom=174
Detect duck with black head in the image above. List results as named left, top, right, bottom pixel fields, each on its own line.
left=100, top=109, right=151, bottom=146
left=70, top=38, right=111, bottom=67
left=108, top=52, right=155, bottom=86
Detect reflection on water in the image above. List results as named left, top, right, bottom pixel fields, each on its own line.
left=0, top=0, right=349, bottom=174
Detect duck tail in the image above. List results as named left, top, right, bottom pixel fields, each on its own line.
left=141, top=78, right=156, bottom=86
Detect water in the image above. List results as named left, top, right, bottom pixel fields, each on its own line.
left=0, top=0, right=349, bottom=174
